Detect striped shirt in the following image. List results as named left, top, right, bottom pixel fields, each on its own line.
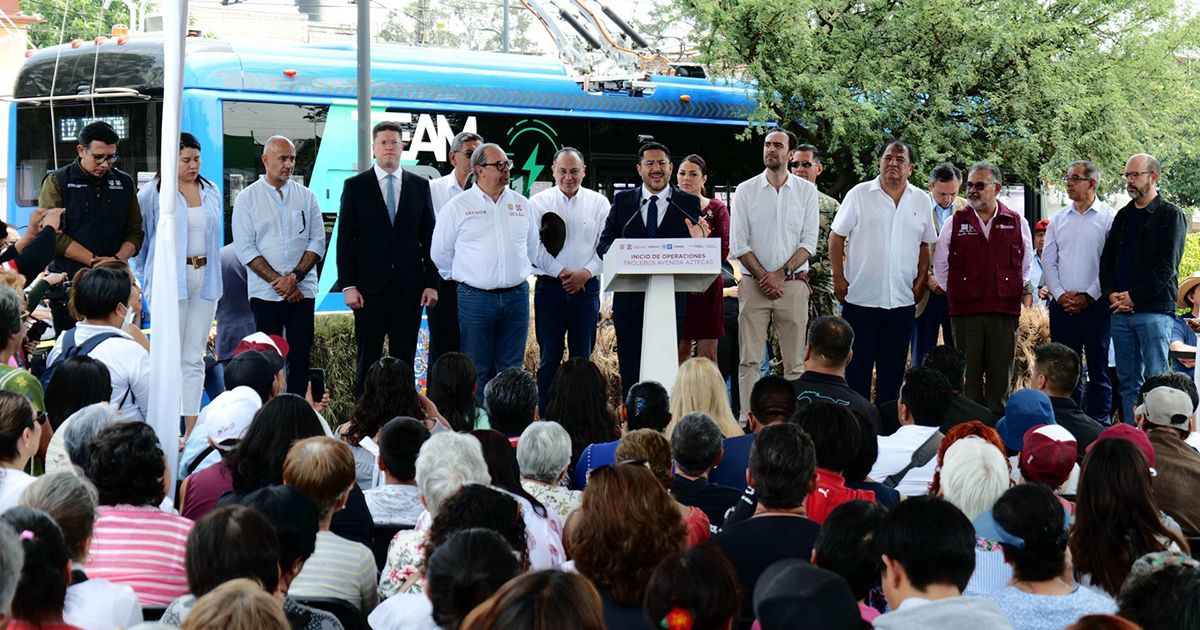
left=85, top=505, right=193, bottom=606
left=290, top=531, right=379, bottom=612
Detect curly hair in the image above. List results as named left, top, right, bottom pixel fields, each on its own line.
left=344, top=357, right=422, bottom=445
left=86, top=421, right=166, bottom=507
left=427, top=353, right=482, bottom=433
left=544, top=358, right=620, bottom=462
left=928, top=421, right=1008, bottom=496
left=568, top=463, right=686, bottom=606
left=423, top=484, right=529, bottom=571
left=614, top=429, right=673, bottom=489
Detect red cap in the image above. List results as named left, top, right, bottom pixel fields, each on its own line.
left=1034, top=219, right=1050, bottom=233
left=1019, top=424, right=1076, bottom=488
left=1088, top=423, right=1156, bottom=473
left=234, top=332, right=290, bottom=359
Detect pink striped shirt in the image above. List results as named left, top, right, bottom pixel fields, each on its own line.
left=84, top=505, right=193, bottom=606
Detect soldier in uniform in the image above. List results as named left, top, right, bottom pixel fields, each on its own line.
left=790, top=144, right=840, bottom=320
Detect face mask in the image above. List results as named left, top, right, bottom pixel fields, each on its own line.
left=121, top=302, right=135, bottom=328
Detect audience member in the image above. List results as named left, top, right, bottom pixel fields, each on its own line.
left=1134, top=381, right=1200, bottom=537
left=236, top=485, right=341, bottom=630
left=364, top=417, right=429, bottom=527
left=569, top=462, right=685, bottom=630
left=939, top=436, right=1009, bottom=521
left=0, top=287, right=43, bottom=414
left=710, top=423, right=820, bottom=629
left=873, top=496, right=1013, bottom=629
left=884, top=344, right=995, bottom=435
left=868, top=366, right=951, bottom=495
left=379, top=431, right=492, bottom=599
left=1070, top=437, right=1188, bottom=596
left=793, top=402, right=876, bottom=523
left=1017, top=424, right=1078, bottom=495
left=791, top=316, right=881, bottom=431
left=752, top=559, right=863, bottom=630
left=340, top=357, right=423, bottom=490
left=996, top=389, right=1057, bottom=459
left=370, top=528, right=521, bottom=630
left=283, top=437, right=378, bottom=613
left=178, top=386, right=260, bottom=520
left=573, top=380, right=668, bottom=490
left=486, top=367, right=541, bottom=441
left=668, top=358, right=742, bottom=438
left=0, top=506, right=82, bottom=630
left=84, top=421, right=192, bottom=606
left=929, top=421, right=1010, bottom=495
left=669, top=412, right=741, bottom=530
left=1067, top=616, right=1144, bottom=630
left=0, top=520, right=20, bottom=628
left=643, top=545, right=740, bottom=630
left=472, top=429, right=565, bottom=567
left=1031, top=343, right=1104, bottom=457
left=48, top=266, right=149, bottom=421
left=460, top=570, right=605, bottom=630
left=1118, top=561, right=1200, bottom=630
left=43, top=355, right=111, bottom=434
left=517, top=421, right=582, bottom=518
left=616, top=429, right=710, bottom=544
left=426, top=352, right=489, bottom=432
left=813, top=500, right=888, bottom=625
left=843, top=410, right=902, bottom=508
left=179, top=578, right=288, bottom=630
left=544, top=359, right=619, bottom=464
left=44, top=402, right=120, bottom=475
left=710, top=375, right=794, bottom=490
left=0, top=392, right=40, bottom=511
left=978, top=484, right=1116, bottom=628
left=18, top=473, right=141, bottom=630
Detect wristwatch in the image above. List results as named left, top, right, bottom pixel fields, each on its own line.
left=783, top=265, right=793, bottom=277
left=291, top=268, right=307, bottom=282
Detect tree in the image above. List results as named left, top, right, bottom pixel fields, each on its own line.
left=679, top=0, right=1200, bottom=199
left=20, top=0, right=137, bottom=49
left=378, top=0, right=538, bottom=53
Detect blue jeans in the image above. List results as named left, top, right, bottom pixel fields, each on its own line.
left=1111, top=312, right=1173, bottom=423
left=912, top=292, right=953, bottom=368
left=534, top=275, right=600, bottom=413
left=458, top=281, right=530, bottom=401
left=1048, top=299, right=1112, bottom=422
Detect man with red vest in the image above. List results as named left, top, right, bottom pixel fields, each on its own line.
left=933, top=162, right=1033, bottom=416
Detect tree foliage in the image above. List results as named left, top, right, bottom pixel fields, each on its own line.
left=378, top=0, right=538, bottom=53
left=680, top=0, right=1200, bottom=198
left=20, top=0, right=129, bottom=49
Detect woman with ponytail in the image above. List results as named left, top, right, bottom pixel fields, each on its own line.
left=979, top=484, right=1116, bottom=629
left=0, top=505, right=83, bottom=630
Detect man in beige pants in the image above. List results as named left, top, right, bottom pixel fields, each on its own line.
left=730, top=129, right=820, bottom=421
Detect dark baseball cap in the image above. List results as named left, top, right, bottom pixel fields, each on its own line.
left=753, top=560, right=862, bottom=630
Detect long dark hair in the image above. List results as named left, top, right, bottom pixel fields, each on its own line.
left=471, top=429, right=547, bottom=518
left=156, top=132, right=214, bottom=190
left=1070, top=439, right=1188, bottom=595
left=427, top=353, right=481, bottom=432
left=44, top=356, right=112, bottom=431
left=344, top=357, right=422, bottom=445
left=2, top=507, right=71, bottom=624
left=544, top=358, right=619, bottom=463
left=225, top=394, right=326, bottom=494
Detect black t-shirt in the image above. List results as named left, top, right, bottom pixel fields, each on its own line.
left=670, top=475, right=742, bottom=531
left=710, top=515, right=823, bottom=630
left=791, top=371, right=881, bottom=432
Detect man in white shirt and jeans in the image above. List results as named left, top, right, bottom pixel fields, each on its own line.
left=431, top=142, right=537, bottom=398
left=231, top=135, right=325, bottom=395
left=529, top=147, right=609, bottom=412
left=829, top=139, right=937, bottom=404
left=428, top=131, right=484, bottom=366
left=731, top=129, right=820, bottom=420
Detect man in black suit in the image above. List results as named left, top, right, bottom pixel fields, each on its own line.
left=597, top=141, right=706, bottom=396
left=337, top=121, right=439, bottom=394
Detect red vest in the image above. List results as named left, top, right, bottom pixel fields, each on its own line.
left=946, top=202, right=1025, bottom=317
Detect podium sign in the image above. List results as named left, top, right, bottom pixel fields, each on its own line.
left=603, top=238, right=721, bottom=389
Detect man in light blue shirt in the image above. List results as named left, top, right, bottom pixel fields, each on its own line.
left=911, top=163, right=963, bottom=367
left=232, top=136, right=326, bottom=395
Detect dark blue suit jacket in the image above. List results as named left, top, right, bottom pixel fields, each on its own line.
left=598, top=186, right=702, bottom=312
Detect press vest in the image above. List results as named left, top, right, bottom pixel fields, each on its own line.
left=946, top=202, right=1025, bottom=317
left=48, top=160, right=134, bottom=274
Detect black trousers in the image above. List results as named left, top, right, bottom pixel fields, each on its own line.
left=427, top=277, right=460, bottom=369
left=250, top=297, right=315, bottom=396
left=612, top=294, right=686, bottom=397
left=353, top=280, right=423, bottom=395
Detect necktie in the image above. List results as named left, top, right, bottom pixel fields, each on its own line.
left=385, top=174, right=398, bottom=224
left=646, top=195, right=659, bottom=238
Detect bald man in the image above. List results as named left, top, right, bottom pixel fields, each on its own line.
left=232, top=135, right=326, bottom=395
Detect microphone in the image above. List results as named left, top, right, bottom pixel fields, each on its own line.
left=620, top=198, right=643, bottom=238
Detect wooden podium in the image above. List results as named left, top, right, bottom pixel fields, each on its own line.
left=602, top=238, right=722, bottom=388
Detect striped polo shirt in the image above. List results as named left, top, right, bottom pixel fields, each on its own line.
left=289, top=530, right=380, bottom=612
left=85, top=505, right=193, bottom=606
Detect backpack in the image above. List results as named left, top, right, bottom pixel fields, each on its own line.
left=39, top=329, right=123, bottom=391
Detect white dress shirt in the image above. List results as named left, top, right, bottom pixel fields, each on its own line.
left=529, top=186, right=609, bottom=277
left=375, top=164, right=402, bottom=212
left=831, top=177, right=937, bottom=308
left=1041, top=200, right=1116, bottom=301
left=429, top=172, right=467, bottom=216
left=933, top=207, right=1034, bottom=291
left=231, top=178, right=326, bottom=301
left=639, top=185, right=672, bottom=228
left=730, top=171, right=820, bottom=273
left=430, top=186, right=537, bottom=290
left=868, top=424, right=941, bottom=496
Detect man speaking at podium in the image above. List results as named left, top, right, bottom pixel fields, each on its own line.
left=598, top=141, right=707, bottom=396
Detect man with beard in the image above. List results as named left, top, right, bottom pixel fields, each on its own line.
left=431, top=143, right=537, bottom=398
left=1041, top=160, right=1115, bottom=422
left=789, top=144, right=840, bottom=320
left=730, top=129, right=820, bottom=420
left=829, top=139, right=937, bottom=405
left=1099, top=153, right=1188, bottom=422
left=933, top=162, right=1032, bottom=416
left=597, top=141, right=707, bottom=396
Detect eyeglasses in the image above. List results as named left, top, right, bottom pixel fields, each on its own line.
left=789, top=161, right=816, bottom=170
left=555, top=168, right=583, bottom=177
left=964, top=182, right=993, bottom=191
left=482, top=160, right=514, bottom=172
left=1122, top=171, right=1153, bottom=180
left=86, top=150, right=118, bottom=164
left=34, top=411, right=47, bottom=425
left=1062, top=176, right=1093, bottom=184
left=641, top=160, right=670, bottom=169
